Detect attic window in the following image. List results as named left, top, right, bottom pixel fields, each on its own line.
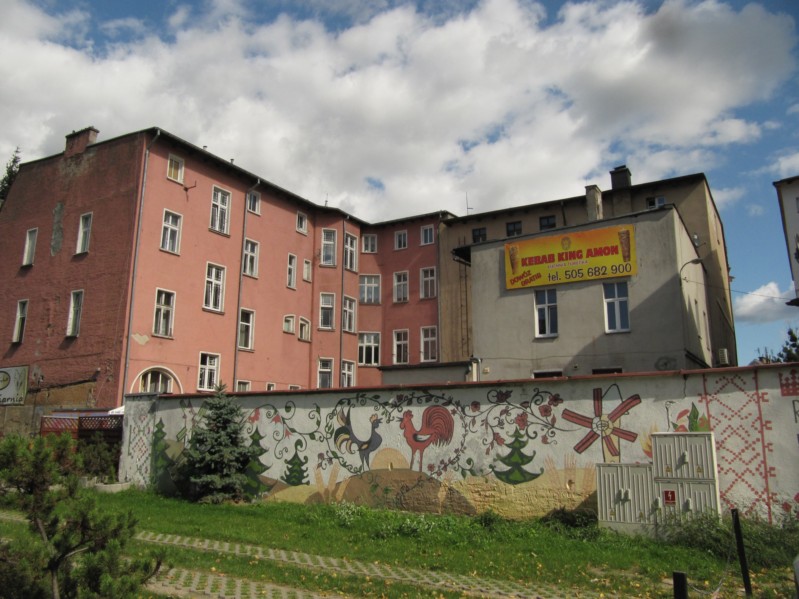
left=646, top=196, right=666, bottom=209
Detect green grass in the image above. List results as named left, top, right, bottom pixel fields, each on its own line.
left=4, top=489, right=797, bottom=598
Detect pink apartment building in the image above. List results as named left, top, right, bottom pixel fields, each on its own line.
left=0, top=127, right=450, bottom=431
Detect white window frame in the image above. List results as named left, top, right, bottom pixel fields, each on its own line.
left=394, top=230, right=408, bottom=250
left=12, top=299, right=28, bottom=343
left=288, top=384, right=301, bottom=390
left=604, top=281, right=630, bottom=333
left=319, top=293, right=335, bottom=330
left=421, top=225, right=434, bottom=245
left=66, top=290, right=83, bottom=337
left=359, top=274, right=380, bottom=304
left=140, top=369, right=173, bottom=393
left=393, top=271, right=409, bottom=303
left=393, top=329, right=409, bottom=364
left=160, top=210, right=182, bottom=254
left=76, top=212, right=92, bottom=254
left=362, top=234, right=377, bottom=253
left=317, top=358, right=333, bottom=389
left=266, top=382, right=276, bottom=391
left=358, top=332, right=380, bottom=366
left=210, top=186, right=230, bottom=234
left=342, top=296, right=356, bottom=333
left=535, top=288, right=558, bottom=338
left=198, top=352, right=220, bottom=391
left=236, top=380, right=252, bottom=392
left=283, top=315, right=296, bottom=334
left=296, top=211, right=308, bottom=234
left=22, top=228, right=37, bottom=266
left=153, top=288, right=175, bottom=338
left=344, top=233, right=358, bottom=271
left=421, top=326, right=437, bottom=362
left=321, top=229, right=337, bottom=266
left=238, top=308, right=255, bottom=350
left=287, top=254, right=297, bottom=289
left=303, top=259, right=312, bottom=282
left=246, top=190, right=261, bottom=214
left=167, top=154, right=184, bottom=183
left=204, top=263, right=225, bottom=312
left=420, top=267, right=437, bottom=299
left=243, top=239, right=259, bottom=277
left=341, top=360, right=355, bottom=388
left=298, top=317, right=311, bottom=341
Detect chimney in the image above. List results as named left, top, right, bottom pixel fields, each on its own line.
left=610, top=165, right=632, bottom=189
left=585, top=185, right=603, bottom=221
left=65, top=127, right=99, bottom=158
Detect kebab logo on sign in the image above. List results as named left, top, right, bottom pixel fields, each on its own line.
left=0, top=371, right=9, bottom=391
left=504, top=224, right=636, bottom=289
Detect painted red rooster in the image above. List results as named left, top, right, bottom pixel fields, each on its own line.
left=400, top=406, right=454, bottom=472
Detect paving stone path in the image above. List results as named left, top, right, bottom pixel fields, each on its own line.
left=0, top=510, right=601, bottom=598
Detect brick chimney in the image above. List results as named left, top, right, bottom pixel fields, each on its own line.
left=610, top=165, right=632, bottom=189
left=65, top=127, right=99, bottom=157
left=585, top=185, right=603, bottom=221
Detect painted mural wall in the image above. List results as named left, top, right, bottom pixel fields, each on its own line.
left=120, top=364, right=799, bottom=522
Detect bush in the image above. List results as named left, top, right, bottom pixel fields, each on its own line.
left=77, top=433, right=120, bottom=482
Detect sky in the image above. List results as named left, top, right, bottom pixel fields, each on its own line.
left=1, top=0, right=798, bottom=365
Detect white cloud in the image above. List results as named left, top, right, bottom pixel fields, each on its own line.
left=773, top=151, right=799, bottom=179
left=747, top=203, right=765, bottom=217
left=734, top=281, right=797, bottom=324
left=713, top=186, right=746, bottom=210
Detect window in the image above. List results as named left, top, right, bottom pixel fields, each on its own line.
left=287, top=254, right=297, bottom=288
left=604, top=281, right=630, bottom=332
left=533, top=370, right=562, bottom=379
left=535, top=289, right=558, bottom=337
left=395, top=230, right=408, bottom=250
left=318, top=358, right=333, bottom=389
left=344, top=233, right=358, bottom=271
left=153, top=289, right=175, bottom=337
left=22, top=228, right=37, bottom=265
left=421, top=326, right=437, bottom=362
left=198, top=353, right=219, bottom=391
left=358, top=332, right=380, bottom=366
left=160, top=211, right=181, bottom=253
left=506, top=221, right=522, bottom=237
left=76, top=213, right=92, bottom=253
left=66, top=290, right=83, bottom=337
left=393, top=271, right=409, bottom=303
left=646, top=196, right=666, bottom=209
left=283, top=315, right=296, bottom=334
left=298, top=317, right=311, bottom=341
left=303, top=259, right=312, bottom=282
left=359, top=275, right=380, bottom=304
left=288, top=384, right=301, bottom=390
left=341, top=360, right=355, bottom=387
left=246, top=191, right=260, bottom=214
left=243, top=239, right=259, bottom=277
left=420, top=267, right=436, bottom=299
left=210, top=187, right=230, bottom=234
left=140, top=369, right=173, bottom=393
left=266, top=383, right=276, bottom=391
left=421, top=225, right=434, bottom=245
left=12, top=300, right=27, bottom=343
left=393, top=330, right=409, bottom=364
left=362, top=234, right=377, bottom=253
left=342, top=296, right=356, bottom=333
left=237, top=381, right=251, bottom=392
left=204, top=263, right=225, bottom=312
left=472, top=227, right=487, bottom=243
left=296, top=212, right=308, bottom=234
left=319, top=293, right=335, bottom=329
left=321, top=229, right=336, bottom=265
left=592, top=368, right=622, bottom=375
left=167, top=154, right=184, bottom=183
left=539, top=215, right=556, bottom=230
left=238, top=309, right=254, bottom=349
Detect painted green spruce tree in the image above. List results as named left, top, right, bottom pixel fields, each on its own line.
left=179, top=385, right=262, bottom=503
left=0, top=433, right=161, bottom=599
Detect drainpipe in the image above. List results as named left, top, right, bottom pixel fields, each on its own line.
left=122, top=129, right=161, bottom=401
left=339, top=216, right=347, bottom=387
left=233, top=179, right=260, bottom=388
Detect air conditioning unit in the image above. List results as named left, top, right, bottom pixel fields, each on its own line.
left=718, top=348, right=729, bottom=366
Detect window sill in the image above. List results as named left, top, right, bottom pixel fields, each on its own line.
left=243, top=273, right=258, bottom=279
left=296, top=228, right=308, bottom=235
left=152, top=333, right=174, bottom=340
left=283, top=330, right=296, bottom=335
left=158, top=248, right=180, bottom=256
left=360, top=301, right=381, bottom=306
left=319, top=263, right=337, bottom=268
left=237, top=347, right=255, bottom=352
left=298, top=337, right=311, bottom=343
left=535, top=334, right=558, bottom=340
left=167, top=176, right=184, bottom=185
left=202, top=307, right=224, bottom=315
left=317, top=327, right=335, bottom=332
left=605, top=329, right=631, bottom=334
left=208, top=228, right=230, bottom=237
left=420, top=296, right=437, bottom=301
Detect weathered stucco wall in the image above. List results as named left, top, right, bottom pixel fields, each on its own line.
left=120, top=364, right=799, bottom=522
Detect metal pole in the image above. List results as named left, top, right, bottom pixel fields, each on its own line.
left=731, top=508, right=753, bottom=596
left=673, top=571, right=688, bottom=599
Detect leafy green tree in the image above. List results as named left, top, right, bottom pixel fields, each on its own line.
left=178, top=385, right=261, bottom=503
left=758, top=328, right=799, bottom=363
left=0, top=433, right=161, bottom=599
left=0, top=147, right=20, bottom=202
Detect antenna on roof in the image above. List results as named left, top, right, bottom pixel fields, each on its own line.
left=466, top=192, right=474, bottom=214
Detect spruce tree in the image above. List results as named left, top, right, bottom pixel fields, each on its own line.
left=0, top=147, right=20, bottom=202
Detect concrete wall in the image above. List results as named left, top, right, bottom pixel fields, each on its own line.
left=120, top=364, right=799, bottom=522
left=775, top=176, right=799, bottom=299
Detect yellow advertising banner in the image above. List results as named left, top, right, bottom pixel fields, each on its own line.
left=504, top=225, right=636, bottom=289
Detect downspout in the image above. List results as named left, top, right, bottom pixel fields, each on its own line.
left=435, top=214, right=442, bottom=365
left=122, top=129, right=161, bottom=400
left=339, top=216, right=347, bottom=387
left=233, top=179, right=260, bottom=388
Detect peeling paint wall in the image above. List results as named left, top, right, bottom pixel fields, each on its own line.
left=120, top=364, right=799, bottom=521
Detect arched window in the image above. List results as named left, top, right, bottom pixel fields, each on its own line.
left=140, top=369, right=173, bottom=394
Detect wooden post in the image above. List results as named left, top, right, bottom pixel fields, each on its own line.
left=731, top=508, right=753, bottom=597
left=673, top=571, right=688, bottom=599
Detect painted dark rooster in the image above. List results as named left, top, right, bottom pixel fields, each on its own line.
left=400, top=406, right=454, bottom=472
left=334, top=409, right=382, bottom=470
